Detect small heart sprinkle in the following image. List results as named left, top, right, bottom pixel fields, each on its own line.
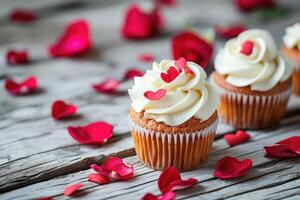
left=240, top=40, right=254, bottom=56
left=144, top=89, right=167, bottom=101
left=160, top=66, right=180, bottom=83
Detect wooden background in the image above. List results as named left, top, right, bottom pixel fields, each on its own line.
left=0, top=0, right=299, bottom=199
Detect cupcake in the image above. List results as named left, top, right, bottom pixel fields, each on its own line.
left=213, top=29, right=292, bottom=129
left=128, top=59, right=219, bottom=171
left=282, top=23, right=300, bottom=95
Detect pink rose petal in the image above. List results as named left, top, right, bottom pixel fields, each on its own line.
left=63, top=183, right=83, bottom=196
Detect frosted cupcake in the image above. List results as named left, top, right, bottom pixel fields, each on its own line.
left=213, top=29, right=292, bottom=129
left=282, top=23, right=300, bottom=95
left=128, top=59, right=219, bottom=171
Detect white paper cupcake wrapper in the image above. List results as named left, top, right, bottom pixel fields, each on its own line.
left=128, top=116, right=218, bottom=171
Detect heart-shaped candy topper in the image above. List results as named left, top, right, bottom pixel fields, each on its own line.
left=160, top=66, right=180, bottom=83
left=240, top=40, right=254, bottom=56
left=144, top=89, right=167, bottom=101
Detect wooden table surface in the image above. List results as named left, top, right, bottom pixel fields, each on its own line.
left=0, top=0, right=300, bottom=199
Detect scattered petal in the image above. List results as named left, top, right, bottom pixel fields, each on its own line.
left=51, top=100, right=77, bottom=120
left=158, top=167, right=198, bottom=194
left=157, top=0, right=177, bottom=7
left=49, top=19, right=91, bottom=57
left=161, top=66, right=180, bottom=83
left=124, top=68, right=144, bottom=80
left=6, top=49, right=29, bottom=65
left=64, top=183, right=83, bottom=196
left=67, top=121, right=113, bottom=145
left=9, top=9, right=37, bottom=23
left=224, top=130, right=251, bottom=147
left=141, top=191, right=176, bottom=200
left=91, top=157, right=134, bottom=181
left=4, top=76, right=38, bottom=95
left=215, top=24, right=246, bottom=39
left=121, top=4, right=163, bottom=39
left=36, top=197, right=54, bottom=200
left=138, top=53, right=155, bottom=62
left=172, top=31, right=213, bottom=68
left=214, top=156, right=252, bottom=179
left=93, top=78, right=120, bottom=94
left=264, top=136, right=300, bottom=158
left=144, top=89, right=167, bottom=101
left=240, top=40, right=254, bottom=55
left=88, top=173, right=110, bottom=185
left=234, top=0, right=276, bottom=12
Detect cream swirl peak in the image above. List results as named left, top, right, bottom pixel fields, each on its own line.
left=128, top=59, right=219, bottom=126
left=283, top=23, right=300, bottom=50
left=215, top=29, right=292, bottom=91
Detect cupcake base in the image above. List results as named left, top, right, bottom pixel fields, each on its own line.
left=129, top=110, right=218, bottom=171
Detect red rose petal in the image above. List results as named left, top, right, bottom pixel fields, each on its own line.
left=67, top=121, right=113, bottom=145
left=121, top=4, right=163, bottom=39
left=144, top=89, right=167, bottom=101
left=224, top=130, right=251, bottom=147
left=124, top=68, right=144, bottom=80
left=63, top=183, right=83, bottom=196
left=141, top=191, right=176, bottom=200
left=240, top=40, right=254, bottom=55
left=264, top=136, right=300, bottom=158
left=234, top=0, right=275, bottom=12
left=36, top=197, right=54, bottom=200
left=158, top=167, right=198, bottom=194
left=138, top=53, right=155, bottom=63
left=88, top=173, right=110, bottom=184
left=93, top=78, right=120, bottom=94
left=160, top=66, right=180, bottom=83
left=175, top=57, right=187, bottom=71
left=215, top=24, right=246, bottom=39
left=9, top=9, right=37, bottom=23
left=158, top=0, right=177, bottom=7
left=4, top=76, right=38, bottom=95
left=91, top=157, right=134, bottom=181
left=172, top=31, right=213, bottom=68
left=214, top=156, right=252, bottom=179
left=49, top=19, right=91, bottom=57
left=51, top=100, right=77, bottom=120
left=6, top=50, right=29, bottom=65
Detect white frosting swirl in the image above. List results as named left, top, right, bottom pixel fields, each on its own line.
left=128, top=60, right=219, bottom=126
left=283, top=23, right=300, bottom=50
left=215, top=29, right=292, bottom=91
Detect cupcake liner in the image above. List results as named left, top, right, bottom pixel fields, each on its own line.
left=292, top=61, right=300, bottom=95
left=129, top=117, right=218, bottom=171
left=215, top=86, right=292, bottom=129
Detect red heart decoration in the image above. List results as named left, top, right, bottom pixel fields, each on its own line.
left=224, top=130, right=251, bottom=147
left=123, top=68, right=144, bottom=80
left=160, top=67, right=180, bottom=83
left=144, top=89, right=167, bottom=101
left=214, top=156, right=252, bottom=179
left=264, top=136, right=300, bottom=158
left=93, top=78, right=120, bottom=94
left=6, top=49, right=29, bottom=65
left=63, top=183, right=83, bottom=196
left=158, top=167, right=198, bottom=194
left=4, top=76, right=38, bottom=95
left=67, top=121, right=113, bottom=145
left=240, top=40, right=254, bottom=55
left=51, top=100, right=77, bottom=120
left=175, top=57, right=187, bottom=71
left=88, top=173, right=110, bottom=185
left=141, top=191, right=176, bottom=200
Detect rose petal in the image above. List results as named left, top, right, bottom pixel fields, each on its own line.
left=9, top=9, right=37, bottom=23
left=67, top=121, right=113, bottom=145
left=91, top=157, right=134, bottom=181
left=88, top=173, right=110, bottom=184
left=158, top=167, right=198, bottom=194
left=4, top=76, right=38, bottom=95
left=138, top=53, right=155, bottom=62
left=158, top=0, right=177, bottom=7
left=141, top=191, right=176, bottom=200
left=144, top=89, right=167, bottom=101
left=214, top=156, right=252, bottom=179
left=172, top=31, right=213, bottom=68
left=49, top=19, right=91, bottom=57
left=224, top=130, right=251, bottom=147
left=264, top=136, right=300, bottom=158
left=215, top=24, right=246, bottom=39
left=63, top=183, right=83, bottom=196
left=121, top=4, right=163, bottom=39
left=6, top=50, right=29, bottom=65
left=93, top=78, right=120, bottom=94
left=240, top=40, right=254, bottom=55
left=51, top=100, right=77, bottom=120
left=36, top=197, right=54, bottom=200
left=160, top=66, right=180, bottom=83
left=124, top=68, right=144, bottom=80
left=234, top=0, right=276, bottom=12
